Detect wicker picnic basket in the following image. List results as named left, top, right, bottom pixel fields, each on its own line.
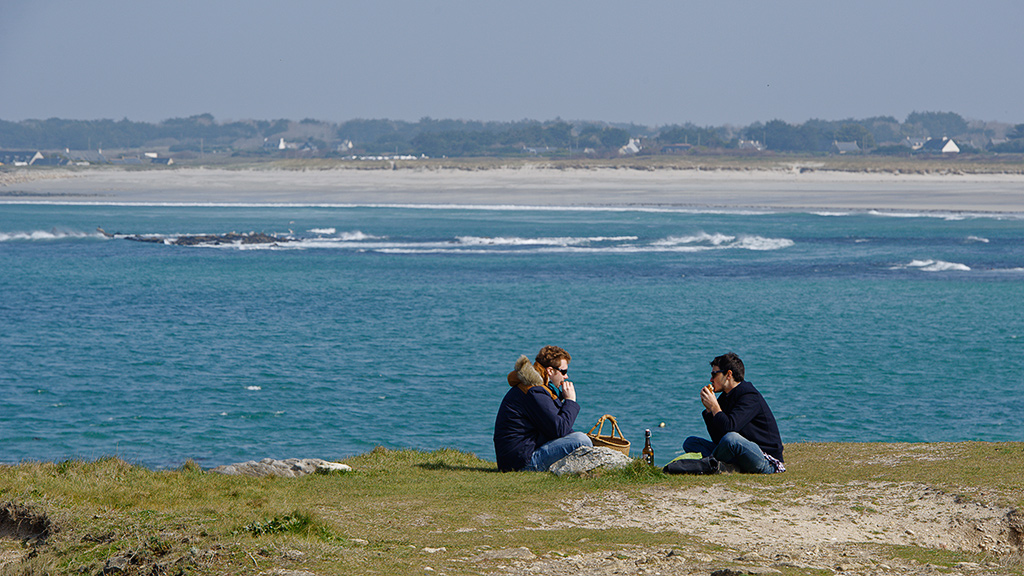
left=586, top=414, right=631, bottom=456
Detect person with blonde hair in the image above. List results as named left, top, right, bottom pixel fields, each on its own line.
left=493, top=345, right=592, bottom=472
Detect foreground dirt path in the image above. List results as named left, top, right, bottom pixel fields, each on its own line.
left=472, top=480, right=1023, bottom=576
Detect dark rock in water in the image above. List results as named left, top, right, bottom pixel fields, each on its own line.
left=170, top=232, right=292, bottom=246
left=98, top=227, right=294, bottom=246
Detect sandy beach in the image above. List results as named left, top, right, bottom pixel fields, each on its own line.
left=3, top=166, right=1024, bottom=213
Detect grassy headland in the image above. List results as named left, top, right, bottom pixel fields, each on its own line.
left=162, top=153, right=1024, bottom=175
left=5, top=153, right=1024, bottom=182
left=2, top=442, right=1023, bottom=576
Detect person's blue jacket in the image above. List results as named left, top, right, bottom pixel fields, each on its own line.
left=703, top=380, right=784, bottom=462
left=494, top=359, right=581, bottom=472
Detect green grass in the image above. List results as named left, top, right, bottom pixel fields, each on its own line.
left=2, top=443, right=1023, bottom=575
left=230, top=153, right=1024, bottom=175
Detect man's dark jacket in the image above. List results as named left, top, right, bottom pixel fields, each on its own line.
left=494, top=385, right=580, bottom=472
left=703, top=380, right=784, bottom=462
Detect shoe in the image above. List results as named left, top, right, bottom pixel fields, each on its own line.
left=662, top=456, right=722, bottom=475
left=718, top=460, right=742, bottom=473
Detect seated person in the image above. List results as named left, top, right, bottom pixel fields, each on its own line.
left=682, top=352, right=785, bottom=474
left=493, top=345, right=592, bottom=472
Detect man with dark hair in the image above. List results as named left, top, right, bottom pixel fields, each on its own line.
left=680, top=352, right=785, bottom=474
left=493, top=345, right=592, bottom=472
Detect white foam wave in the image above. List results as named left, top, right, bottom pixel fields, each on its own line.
left=866, top=210, right=1022, bottom=221
left=0, top=229, right=104, bottom=242
left=903, top=259, right=971, bottom=272
left=340, top=230, right=380, bottom=241
left=455, top=235, right=637, bottom=247
left=245, top=386, right=262, bottom=391
left=653, top=232, right=734, bottom=247
left=200, top=231, right=794, bottom=253
left=299, top=229, right=380, bottom=240
left=966, top=235, right=990, bottom=243
left=652, top=232, right=794, bottom=251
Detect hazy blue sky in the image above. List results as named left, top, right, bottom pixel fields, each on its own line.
left=2, top=1, right=1022, bottom=127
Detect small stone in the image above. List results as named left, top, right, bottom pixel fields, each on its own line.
left=316, top=461, right=352, bottom=473
left=423, top=547, right=446, bottom=553
left=472, top=547, right=536, bottom=561
left=103, top=556, right=130, bottom=574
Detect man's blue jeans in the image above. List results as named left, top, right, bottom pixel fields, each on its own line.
left=683, top=432, right=776, bottom=474
left=524, top=431, right=593, bottom=472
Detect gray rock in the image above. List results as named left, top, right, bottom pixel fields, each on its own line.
left=103, top=556, right=130, bottom=574
left=548, top=446, right=632, bottom=476
left=712, top=569, right=781, bottom=576
left=472, top=547, right=537, bottom=561
left=209, top=458, right=352, bottom=477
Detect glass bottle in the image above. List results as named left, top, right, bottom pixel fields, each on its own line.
left=642, top=429, right=654, bottom=465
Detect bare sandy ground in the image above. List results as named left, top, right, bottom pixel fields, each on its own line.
left=458, top=444, right=1024, bottom=576
left=3, top=166, right=1024, bottom=212
left=469, top=451, right=1023, bottom=576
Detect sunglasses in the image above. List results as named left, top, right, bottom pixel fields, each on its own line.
left=554, top=368, right=568, bottom=375
left=711, top=369, right=723, bottom=377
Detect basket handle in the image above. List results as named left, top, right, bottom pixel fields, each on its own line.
left=587, top=414, right=625, bottom=440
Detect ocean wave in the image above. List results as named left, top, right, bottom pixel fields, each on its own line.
left=307, top=229, right=381, bottom=241
left=653, top=232, right=794, bottom=251
left=0, top=229, right=105, bottom=242
left=455, top=235, right=637, bottom=247
left=900, top=259, right=972, bottom=272
left=966, top=235, right=990, bottom=243
left=866, top=210, right=1024, bottom=221
left=811, top=211, right=855, bottom=217
left=173, top=231, right=794, bottom=254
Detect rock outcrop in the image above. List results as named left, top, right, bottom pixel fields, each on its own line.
left=209, top=458, right=351, bottom=477
left=548, top=446, right=633, bottom=476
left=97, top=228, right=295, bottom=246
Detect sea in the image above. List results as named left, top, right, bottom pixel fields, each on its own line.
left=2, top=200, right=1023, bottom=469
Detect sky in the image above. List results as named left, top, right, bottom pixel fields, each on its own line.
left=2, top=0, right=1023, bottom=127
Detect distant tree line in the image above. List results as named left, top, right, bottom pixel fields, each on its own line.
left=2, top=112, right=1022, bottom=158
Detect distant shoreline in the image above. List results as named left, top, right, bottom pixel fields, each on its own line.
left=4, top=162, right=1024, bottom=213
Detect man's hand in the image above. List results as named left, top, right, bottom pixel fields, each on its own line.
left=562, top=380, right=577, bottom=402
left=700, top=384, right=721, bottom=415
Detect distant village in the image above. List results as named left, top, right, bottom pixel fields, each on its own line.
left=0, top=135, right=974, bottom=168
left=2, top=112, right=1020, bottom=167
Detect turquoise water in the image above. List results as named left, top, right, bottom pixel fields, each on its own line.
left=2, top=202, right=1023, bottom=468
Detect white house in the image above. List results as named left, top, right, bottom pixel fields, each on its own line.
left=920, top=137, right=960, bottom=154
left=832, top=141, right=860, bottom=154
left=619, top=138, right=642, bottom=155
